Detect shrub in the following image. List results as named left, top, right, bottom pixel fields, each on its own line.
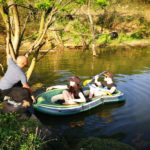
left=0, top=113, right=44, bottom=150
left=131, top=29, right=150, bottom=39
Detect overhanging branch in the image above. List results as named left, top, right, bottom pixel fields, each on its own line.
left=0, top=64, right=4, bottom=75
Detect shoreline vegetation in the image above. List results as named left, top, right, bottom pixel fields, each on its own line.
left=0, top=112, right=136, bottom=150
left=0, top=38, right=150, bottom=53
left=0, top=1, right=150, bottom=54
left=0, top=0, right=149, bottom=149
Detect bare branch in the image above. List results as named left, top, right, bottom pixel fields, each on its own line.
left=0, top=4, right=16, bottom=59
left=0, top=64, right=4, bottom=75
left=20, top=13, right=30, bottom=41
left=25, top=8, right=57, bottom=55
left=8, top=3, right=35, bottom=11
left=39, top=11, right=46, bottom=35
left=37, top=46, right=57, bottom=62
left=60, top=0, right=73, bottom=10
left=22, top=33, right=38, bottom=41
left=26, top=41, right=46, bottom=80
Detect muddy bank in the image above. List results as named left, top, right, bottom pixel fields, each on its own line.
left=0, top=38, right=150, bottom=54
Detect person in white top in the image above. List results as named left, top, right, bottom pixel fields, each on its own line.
left=47, top=76, right=86, bottom=105
left=89, top=71, right=117, bottom=99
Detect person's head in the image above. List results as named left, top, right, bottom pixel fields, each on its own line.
left=16, top=56, right=28, bottom=68
left=104, top=71, right=114, bottom=84
left=68, top=76, right=81, bottom=86
left=104, top=71, right=113, bottom=78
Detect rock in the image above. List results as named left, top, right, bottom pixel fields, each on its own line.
left=75, top=137, right=135, bottom=150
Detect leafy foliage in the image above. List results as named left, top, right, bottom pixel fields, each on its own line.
left=97, top=0, right=109, bottom=7
left=0, top=113, right=43, bottom=150
left=35, top=0, right=54, bottom=10
left=75, top=0, right=86, bottom=5
left=14, top=0, right=26, bottom=4
left=0, top=0, right=149, bottom=53
left=96, top=34, right=110, bottom=45
left=131, top=29, right=150, bottom=39
left=0, top=0, right=6, bottom=4
left=73, top=19, right=89, bottom=34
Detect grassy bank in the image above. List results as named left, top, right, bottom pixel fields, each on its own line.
left=0, top=113, right=45, bottom=150
left=0, top=112, right=136, bottom=150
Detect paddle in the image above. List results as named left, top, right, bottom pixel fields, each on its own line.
left=83, top=71, right=107, bottom=86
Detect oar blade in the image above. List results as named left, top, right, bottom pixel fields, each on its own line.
left=83, top=79, right=92, bottom=86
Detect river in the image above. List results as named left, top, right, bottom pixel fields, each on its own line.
left=1, top=48, right=150, bottom=150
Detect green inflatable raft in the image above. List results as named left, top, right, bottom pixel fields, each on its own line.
left=34, top=87, right=125, bottom=116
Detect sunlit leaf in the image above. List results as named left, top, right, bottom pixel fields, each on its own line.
left=75, top=0, right=86, bottom=4
left=35, top=0, right=54, bottom=10
left=97, top=0, right=109, bottom=7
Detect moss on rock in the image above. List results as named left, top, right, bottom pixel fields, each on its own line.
left=75, top=137, right=135, bottom=150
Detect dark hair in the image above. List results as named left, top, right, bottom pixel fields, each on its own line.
left=104, top=71, right=114, bottom=78
left=68, top=76, right=82, bottom=98
left=68, top=76, right=81, bottom=84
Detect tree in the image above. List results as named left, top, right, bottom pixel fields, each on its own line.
left=0, top=0, right=76, bottom=80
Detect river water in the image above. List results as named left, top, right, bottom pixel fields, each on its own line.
left=1, top=48, right=150, bottom=149
left=33, top=48, right=150, bottom=150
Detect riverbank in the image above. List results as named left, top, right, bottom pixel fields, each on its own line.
left=0, top=1, right=149, bottom=54
left=1, top=47, right=150, bottom=150
left=0, top=112, right=136, bottom=150
left=0, top=38, right=150, bottom=54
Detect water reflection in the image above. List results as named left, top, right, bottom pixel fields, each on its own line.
left=32, top=48, right=150, bottom=86
left=32, top=48, right=150, bottom=150
left=1, top=48, right=150, bottom=150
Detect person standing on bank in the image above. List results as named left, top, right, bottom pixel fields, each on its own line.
left=0, top=53, right=34, bottom=114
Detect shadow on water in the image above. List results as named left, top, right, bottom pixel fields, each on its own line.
left=35, top=101, right=127, bottom=149
left=35, top=102, right=126, bottom=126
left=32, top=48, right=150, bottom=150
left=1, top=48, right=150, bottom=150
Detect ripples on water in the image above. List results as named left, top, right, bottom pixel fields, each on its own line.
left=33, top=49, right=150, bottom=150
left=1, top=48, right=150, bottom=150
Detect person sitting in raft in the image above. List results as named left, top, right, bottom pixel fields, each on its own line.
left=89, top=71, right=116, bottom=99
left=46, top=76, right=86, bottom=105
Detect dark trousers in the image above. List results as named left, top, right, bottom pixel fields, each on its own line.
left=0, top=87, right=34, bottom=116
left=1, top=87, right=32, bottom=104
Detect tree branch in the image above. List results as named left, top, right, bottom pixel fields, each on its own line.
left=39, top=11, right=46, bottom=36
left=19, top=13, right=30, bottom=48
left=0, top=64, right=4, bottom=75
left=9, top=0, right=20, bottom=55
left=37, top=46, right=56, bottom=62
left=0, top=4, right=16, bottom=60
left=60, top=0, right=73, bottom=9
left=8, top=3, right=35, bottom=11
left=26, top=41, right=46, bottom=80
left=25, top=8, right=57, bottom=55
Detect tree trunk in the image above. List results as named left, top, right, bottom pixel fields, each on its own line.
left=39, top=11, right=46, bottom=35
left=26, top=57, right=36, bottom=81
left=27, top=8, right=57, bottom=54
left=87, top=0, right=97, bottom=56
left=0, top=5, right=16, bottom=60
left=54, top=30, right=64, bottom=49
left=0, top=1, right=67, bottom=81
left=8, top=0, right=20, bottom=56
left=11, top=4, right=20, bottom=55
